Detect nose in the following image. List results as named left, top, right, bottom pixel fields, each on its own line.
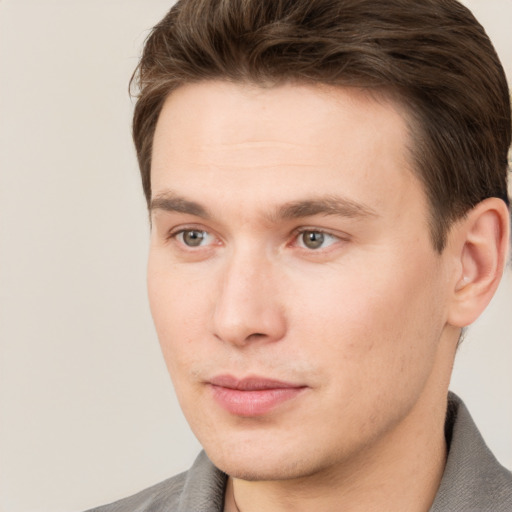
left=212, top=250, right=287, bottom=347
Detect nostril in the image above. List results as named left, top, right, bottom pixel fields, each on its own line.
left=247, top=333, right=266, bottom=340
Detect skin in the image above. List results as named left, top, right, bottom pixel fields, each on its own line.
left=147, top=81, right=508, bottom=511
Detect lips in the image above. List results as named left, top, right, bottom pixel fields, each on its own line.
left=208, top=375, right=307, bottom=416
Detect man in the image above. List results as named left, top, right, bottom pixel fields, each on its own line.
left=89, top=0, right=512, bottom=510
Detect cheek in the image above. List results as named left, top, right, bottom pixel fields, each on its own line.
left=147, top=257, right=210, bottom=375
left=289, top=251, right=444, bottom=383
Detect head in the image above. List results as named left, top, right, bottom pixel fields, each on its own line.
left=134, top=0, right=511, bottom=483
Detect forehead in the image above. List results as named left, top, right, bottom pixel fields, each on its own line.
left=151, top=80, right=424, bottom=223
left=153, top=81, right=410, bottom=156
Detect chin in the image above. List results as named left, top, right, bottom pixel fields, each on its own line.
left=203, top=439, right=331, bottom=482
left=212, top=455, right=313, bottom=482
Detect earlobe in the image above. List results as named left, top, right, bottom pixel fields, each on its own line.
left=447, top=197, right=510, bottom=328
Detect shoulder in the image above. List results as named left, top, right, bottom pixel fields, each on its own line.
left=85, top=451, right=227, bottom=512
left=85, top=472, right=188, bottom=512
left=430, top=393, right=512, bottom=512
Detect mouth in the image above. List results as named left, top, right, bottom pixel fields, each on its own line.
left=207, top=375, right=308, bottom=417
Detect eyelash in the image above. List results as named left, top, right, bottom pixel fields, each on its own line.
left=291, top=228, right=344, bottom=251
left=166, top=226, right=347, bottom=251
left=167, top=226, right=216, bottom=247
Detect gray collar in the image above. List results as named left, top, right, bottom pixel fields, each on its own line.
left=429, top=392, right=512, bottom=511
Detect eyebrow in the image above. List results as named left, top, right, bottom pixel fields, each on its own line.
left=272, top=196, right=378, bottom=221
left=150, top=191, right=378, bottom=222
left=150, top=193, right=210, bottom=218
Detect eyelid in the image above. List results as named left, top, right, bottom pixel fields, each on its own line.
left=167, top=223, right=209, bottom=238
left=163, top=224, right=348, bottom=251
left=167, top=226, right=194, bottom=239
left=291, top=227, right=349, bottom=250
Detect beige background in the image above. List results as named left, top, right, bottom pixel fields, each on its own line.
left=0, top=1, right=510, bottom=511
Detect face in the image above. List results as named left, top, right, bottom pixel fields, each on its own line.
left=148, top=81, right=455, bottom=481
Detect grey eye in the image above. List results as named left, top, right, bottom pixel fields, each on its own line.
left=301, top=231, right=325, bottom=249
left=181, top=230, right=207, bottom=247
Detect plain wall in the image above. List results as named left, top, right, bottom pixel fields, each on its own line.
left=0, top=1, right=510, bottom=511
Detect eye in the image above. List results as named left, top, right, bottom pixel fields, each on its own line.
left=175, top=229, right=214, bottom=247
left=296, top=230, right=338, bottom=250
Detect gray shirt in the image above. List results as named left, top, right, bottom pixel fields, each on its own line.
left=87, top=393, right=512, bottom=511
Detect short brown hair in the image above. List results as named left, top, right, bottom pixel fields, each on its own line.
left=131, top=0, right=511, bottom=251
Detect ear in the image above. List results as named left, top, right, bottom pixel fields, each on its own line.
left=447, top=197, right=510, bottom=328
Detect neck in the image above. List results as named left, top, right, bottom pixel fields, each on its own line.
left=226, top=388, right=448, bottom=512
